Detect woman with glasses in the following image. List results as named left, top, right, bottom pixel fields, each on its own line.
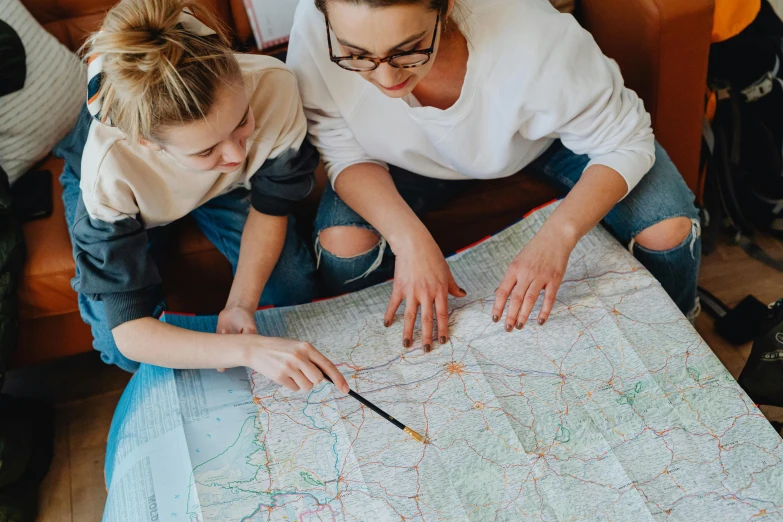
left=287, top=0, right=702, bottom=352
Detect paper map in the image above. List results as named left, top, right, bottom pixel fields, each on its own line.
left=103, top=202, right=783, bottom=521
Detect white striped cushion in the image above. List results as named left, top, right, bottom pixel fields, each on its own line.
left=0, top=0, right=85, bottom=185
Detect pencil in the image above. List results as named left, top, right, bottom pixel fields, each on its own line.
left=322, top=374, right=427, bottom=444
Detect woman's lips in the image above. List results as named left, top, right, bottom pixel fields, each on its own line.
left=383, top=78, right=410, bottom=91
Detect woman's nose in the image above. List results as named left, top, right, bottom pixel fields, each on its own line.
left=222, top=140, right=245, bottom=164
left=373, top=63, right=401, bottom=88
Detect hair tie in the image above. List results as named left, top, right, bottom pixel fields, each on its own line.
left=86, top=8, right=217, bottom=125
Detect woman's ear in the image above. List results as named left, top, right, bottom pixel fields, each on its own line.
left=446, top=0, right=456, bottom=17
left=139, top=138, right=163, bottom=151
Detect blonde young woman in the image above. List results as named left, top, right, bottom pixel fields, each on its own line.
left=288, top=0, right=702, bottom=351
left=58, top=0, right=348, bottom=393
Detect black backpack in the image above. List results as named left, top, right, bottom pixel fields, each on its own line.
left=738, top=298, right=783, bottom=407
left=702, top=0, right=783, bottom=267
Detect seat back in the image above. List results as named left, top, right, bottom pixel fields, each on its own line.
left=20, top=0, right=236, bottom=52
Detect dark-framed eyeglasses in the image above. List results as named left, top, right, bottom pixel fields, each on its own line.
left=325, top=13, right=440, bottom=72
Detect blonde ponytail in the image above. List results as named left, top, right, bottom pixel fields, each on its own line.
left=84, top=0, right=240, bottom=143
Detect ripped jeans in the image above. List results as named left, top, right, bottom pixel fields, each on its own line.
left=313, top=141, right=702, bottom=317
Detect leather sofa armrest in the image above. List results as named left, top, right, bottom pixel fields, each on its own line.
left=580, top=0, right=714, bottom=194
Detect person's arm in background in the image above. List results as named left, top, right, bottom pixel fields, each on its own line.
left=216, top=133, right=321, bottom=336
left=213, top=67, right=333, bottom=377
left=216, top=210, right=286, bottom=336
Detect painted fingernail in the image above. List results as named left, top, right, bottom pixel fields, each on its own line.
left=505, top=323, right=513, bottom=332
left=492, top=315, right=499, bottom=323
left=538, top=318, right=546, bottom=325
left=384, top=320, right=391, bottom=327
left=516, top=322, right=524, bottom=330
left=439, top=336, right=447, bottom=344
left=403, top=338, right=411, bottom=348
left=423, top=344, right=432, bottom=353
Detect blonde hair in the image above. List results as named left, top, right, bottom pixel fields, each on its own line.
left=84, top=0, right=240, bottom=143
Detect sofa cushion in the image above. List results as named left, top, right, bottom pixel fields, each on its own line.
left=0, top=0, right=85, bottom=185
left=19, top=157, right=234, bottom=321
left=18, top=157, right=77, bottom=320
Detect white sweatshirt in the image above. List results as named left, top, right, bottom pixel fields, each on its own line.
left=287, top=0, right=656, bottom=195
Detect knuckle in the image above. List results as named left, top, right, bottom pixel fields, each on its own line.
left=509, top=294, right=525, bottom=306
left=523, top=293, right=539, bottom=305
left=403, top=310, right=417, bottom=321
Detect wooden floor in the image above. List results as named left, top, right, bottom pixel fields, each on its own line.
left=4, top=234, right=782, bottom=521
left=4, top=353, right=131, bottom=521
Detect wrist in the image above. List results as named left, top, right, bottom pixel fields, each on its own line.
left=542, top=217, right=581, bottom=249
left=234, top=334, right=258, bottom=368
left=387, top=221, right=435, bottom=256
left=224, top=294, right=258, bottom=314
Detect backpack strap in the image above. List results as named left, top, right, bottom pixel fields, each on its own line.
left=715, top=55, right=783, bottom=103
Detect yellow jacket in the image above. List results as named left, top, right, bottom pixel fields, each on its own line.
left=713, top=0, right=762, bottom=42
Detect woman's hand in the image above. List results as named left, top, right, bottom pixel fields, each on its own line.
left=492, top=165, right=630, bottom=329
left=384, top=235, right=466, bottom=352
left=216, top=305, right=257, bottom=371
left=217, top=305, right=258, bottom=335
left=246, top=336, right=350, bottom=394
left=492, top=228, right=575, bottom=330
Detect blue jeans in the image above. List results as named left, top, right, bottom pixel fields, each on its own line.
left=313, top=141, right=701, bottom=315
left=57, top=110, right=317, bottom=372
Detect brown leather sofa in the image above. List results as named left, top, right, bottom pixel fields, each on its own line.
left=13, top=0, right=715, bottom=367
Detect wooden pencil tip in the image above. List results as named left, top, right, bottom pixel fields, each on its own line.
left=404, top=427, right=428, bottom=444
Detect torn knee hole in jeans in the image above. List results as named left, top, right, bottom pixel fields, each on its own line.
left=628, top=218, right=701, bottom=259
left=314, top=232, right=388, bottom=284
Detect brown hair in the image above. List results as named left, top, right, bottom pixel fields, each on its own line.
left=315, top=0, right=449, bottom=16
left=84, top=0, right=240, bottom=143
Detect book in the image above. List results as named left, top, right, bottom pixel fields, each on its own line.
left=243, top=0, right=300, bottom=49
